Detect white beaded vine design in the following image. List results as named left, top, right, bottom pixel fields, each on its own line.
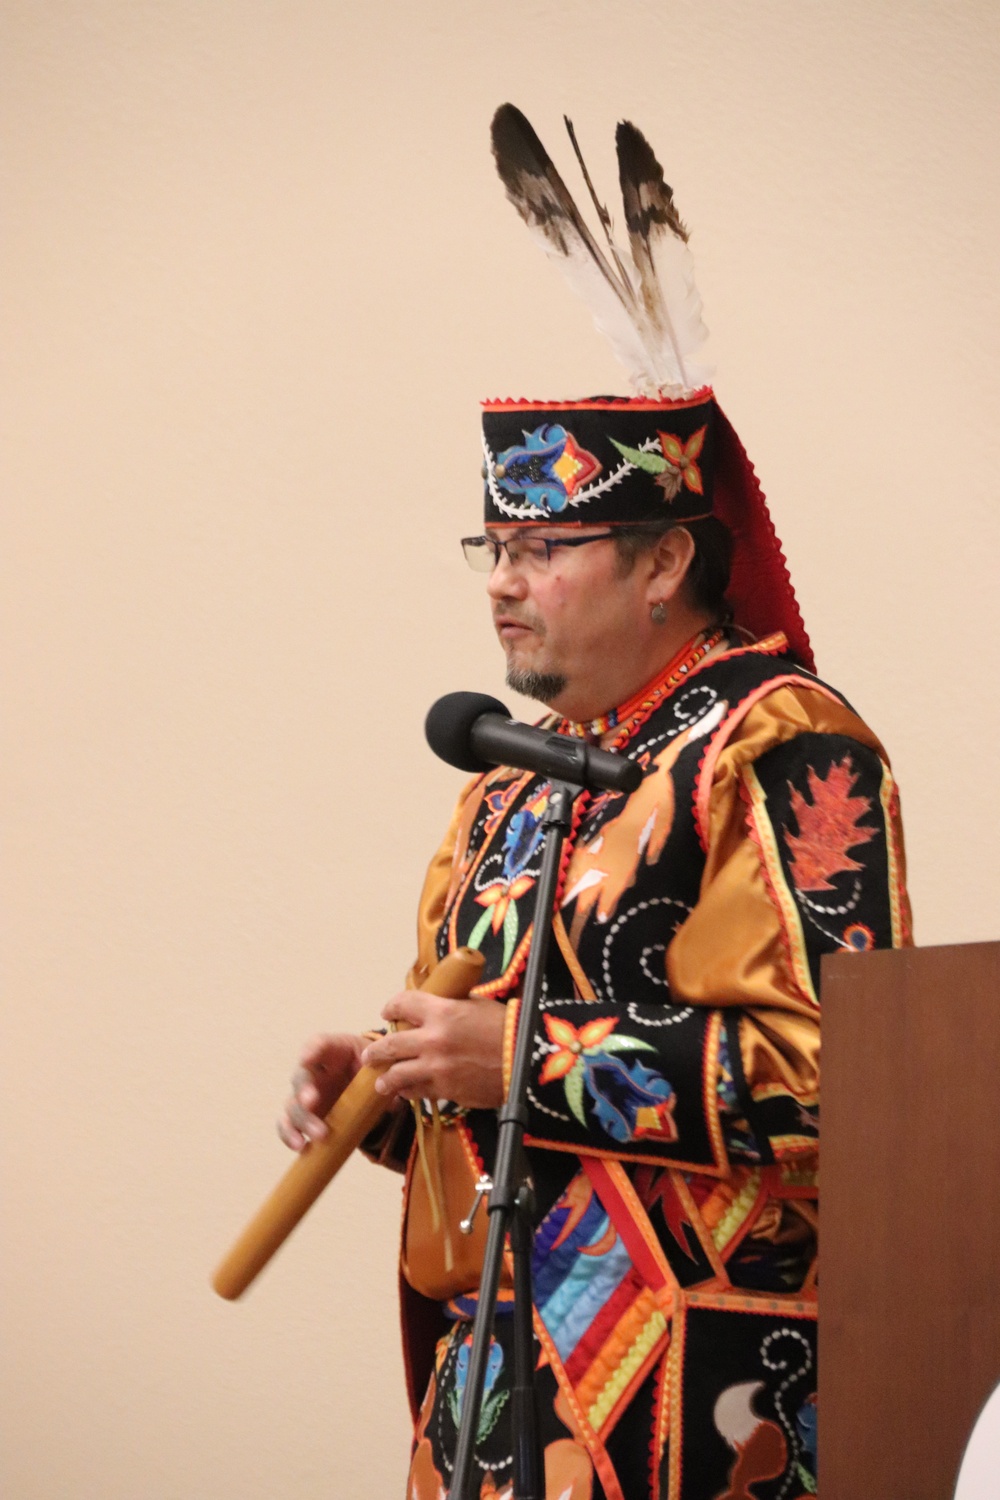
left=796, top=876, right=863, bottom=947
left=601, top=896, right=694, bottom=1023
left=471, top=846, right=546, bottom=897
left=760, top=1326, right=814, bottom=1500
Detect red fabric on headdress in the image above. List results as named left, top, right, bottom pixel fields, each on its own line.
left=713, top=407, right=815, bottom=675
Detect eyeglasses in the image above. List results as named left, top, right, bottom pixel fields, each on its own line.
left=461, top=532, right=616, bottom=573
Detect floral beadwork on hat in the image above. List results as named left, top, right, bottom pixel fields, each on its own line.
left=483, top=396, right=716, bottom=526
left=490, top=424, right=602, bottom=515
left=609, top=427, right=707, bottom=502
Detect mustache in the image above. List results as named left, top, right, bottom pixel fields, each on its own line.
left=493, top=606, right=546, bottom=636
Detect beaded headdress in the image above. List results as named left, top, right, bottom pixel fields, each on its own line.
left=485, top=105, right=814, bottom=673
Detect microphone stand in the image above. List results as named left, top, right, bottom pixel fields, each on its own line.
left=450, top=781, right=576, bottom=1500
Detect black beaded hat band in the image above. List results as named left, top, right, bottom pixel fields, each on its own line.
left=482, top=394, right=717, bottom=528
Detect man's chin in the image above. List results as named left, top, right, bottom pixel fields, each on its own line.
left=505, top=664, right=569, bottom=705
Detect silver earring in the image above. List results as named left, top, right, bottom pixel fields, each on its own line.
left=651, top=602, right=667, bottom=625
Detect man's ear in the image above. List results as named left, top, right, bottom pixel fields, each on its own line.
left=647, top=526, right=695, bottom=605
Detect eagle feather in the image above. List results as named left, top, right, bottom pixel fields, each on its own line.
left=490, top=104, right=713, bottom=398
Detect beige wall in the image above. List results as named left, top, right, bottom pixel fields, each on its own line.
left=3, top=2, right=999, bottom=1496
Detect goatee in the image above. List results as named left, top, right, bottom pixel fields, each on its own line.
left=506, top=665, right=568, bottom=704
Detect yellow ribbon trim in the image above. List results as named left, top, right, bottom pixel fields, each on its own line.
left=586, top=1308, right=668, bottom=1432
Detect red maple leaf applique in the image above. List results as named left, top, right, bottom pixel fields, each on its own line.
left=783, top=755, right=878, bottom=893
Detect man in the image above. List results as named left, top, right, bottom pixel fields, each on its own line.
left=278, top=113, right=911, bottom=1500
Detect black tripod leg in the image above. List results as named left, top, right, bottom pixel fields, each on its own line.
left=451, top=783, right=576, bottom=1500
left=510, top=1181, right=543, bottom=1500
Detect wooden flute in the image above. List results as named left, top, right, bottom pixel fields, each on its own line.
left=211, top=946, right=484, bottom=1300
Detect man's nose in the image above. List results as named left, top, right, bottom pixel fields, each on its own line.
left=486, top=550, right=527, bottom=600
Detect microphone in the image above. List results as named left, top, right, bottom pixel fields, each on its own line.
left=425, top=691, right=643, bottom=795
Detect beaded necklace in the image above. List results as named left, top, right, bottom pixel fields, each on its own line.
left=560, top=627, right=725, bottom=742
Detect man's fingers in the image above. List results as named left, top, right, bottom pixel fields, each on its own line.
left=380, top=991, right=431, bottom=1028
left=298, top=1034, right=337, bottom=1068
left=289, top=1097, right=323, bottom=1133
left=277, top=1118, right=311, bottom=1151
left=277, top=1113, right=318, bottom=1151
left=277, top=1090, right=331, bottom=1150
left=362, top=1028, right=422, bottom=1071
left=277, top=1033, right=368, bottom=1152
left=291, top=1071, right=323, bottom=1114
left=374, top=1059, right=434, bottom=1102
left=298, top=1033, right=361, bottom=1079
left=296, top=1080, right=320, bottom=1116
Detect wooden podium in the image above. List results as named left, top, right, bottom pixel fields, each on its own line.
left=820, top=941, right=1000, bottom=1498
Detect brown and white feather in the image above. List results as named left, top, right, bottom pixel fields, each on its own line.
left=490, top=104, right=713, bottom=398
left=616, top=120, right=713, bottom=395
left=491, top=105, right=663, bottom=394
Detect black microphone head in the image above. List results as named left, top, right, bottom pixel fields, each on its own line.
left=425, top=691, right=511, bottom=773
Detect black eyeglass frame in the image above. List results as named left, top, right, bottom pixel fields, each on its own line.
left=461, top=531, right=618, bottom=571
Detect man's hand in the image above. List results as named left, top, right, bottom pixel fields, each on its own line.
left=361, top=991, right=506, bottom=1110
left=277, top=1033, right=365, bottom=1151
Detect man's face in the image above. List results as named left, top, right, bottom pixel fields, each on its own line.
left=485, top=525, right=651, bottom=718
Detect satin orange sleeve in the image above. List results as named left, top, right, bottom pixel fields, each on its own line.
left=405, top=774, right=485, bottom=990
left=668, top=684, right=911, bottom=1130
left=363, top=776, right=485, bottom=1172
